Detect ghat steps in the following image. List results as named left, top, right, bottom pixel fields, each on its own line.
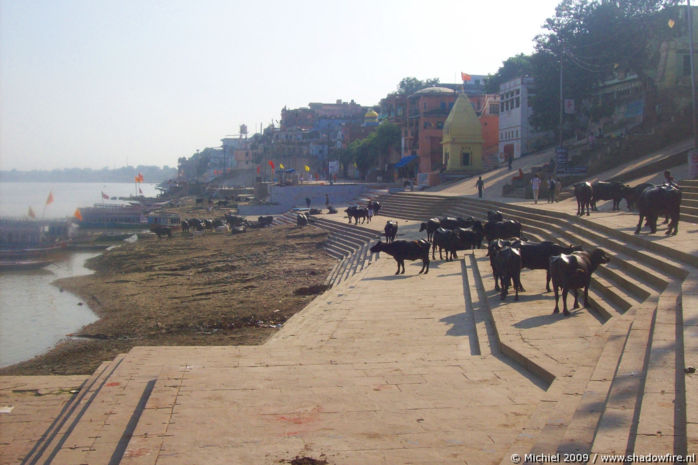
left=16, top=189, right=695, bottom=464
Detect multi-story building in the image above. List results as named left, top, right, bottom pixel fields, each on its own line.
left=404, top=86, right=458, bottom=174
left=498, top=77, right=547, bottom=161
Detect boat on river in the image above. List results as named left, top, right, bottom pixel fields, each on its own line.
left=0, top=259, right=53, bottom=271
left=74, top=203, right=180, bottom=230
left=0, top=218, right=69, bottom=259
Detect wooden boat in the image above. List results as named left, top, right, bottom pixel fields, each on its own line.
left=0, top=259, right=53, bottom=271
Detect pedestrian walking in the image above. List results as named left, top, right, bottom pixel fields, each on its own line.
left=548, top=177, right=556, bottom=203
left=325, top=193, right=330, bottom=207
left=507, top=154, right=513, bottom=170
left=305, top=197, right=311, bottom=209
left=554, top=176, right=562, bottom=202
left=475, top=176, right=484, bottom=199
left=531, top=174, right=541, bottom=204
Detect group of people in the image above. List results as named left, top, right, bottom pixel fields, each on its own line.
left=529, top=174, right=562, bottom=204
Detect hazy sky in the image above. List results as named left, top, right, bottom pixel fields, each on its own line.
left=0, top=0, right=561, bottom=171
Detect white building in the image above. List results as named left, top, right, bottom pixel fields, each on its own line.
left=498, top=77, right=547, bottom=160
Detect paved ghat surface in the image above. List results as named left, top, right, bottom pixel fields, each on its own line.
left=1, top=166, right=696, bottom=464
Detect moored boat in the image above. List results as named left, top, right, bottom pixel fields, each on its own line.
left=0, top=259, right=53, bottom=271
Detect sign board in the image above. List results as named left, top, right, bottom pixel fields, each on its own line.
left=555, top=146, right=568, bottom=173
left=328, top=160, right=340, bottom=175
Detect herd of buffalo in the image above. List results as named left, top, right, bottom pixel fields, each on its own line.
left=574, top=180, right=681, bottom=235
left=369, top=210, right=610, bottom=316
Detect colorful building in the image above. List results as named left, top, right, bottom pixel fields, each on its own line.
left=442, top=93, right=484, bottom=172
left=404, top=86, right=458, bottom=174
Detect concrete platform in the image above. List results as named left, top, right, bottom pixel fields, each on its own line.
left=2, top=148, right=696, bottom=464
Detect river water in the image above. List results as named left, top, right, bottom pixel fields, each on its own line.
left=0, top=181, right=159, bottom=368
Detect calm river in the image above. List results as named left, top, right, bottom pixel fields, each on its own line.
left=0, top=181, right=158, bottom=368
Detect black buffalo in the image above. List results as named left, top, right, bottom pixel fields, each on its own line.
left=483, top=219, right=522, bottom=242
left=623, top=182, right=654, bottom=211
left=634, top=184, right=681, bottom=235
left=187, top=218, right=204, bottom=231
left=180, top=221, right=190, bottom=233
left=549, top=248, right=610, bottom=315
left=419, top=217, right=441, bottom=241
left=370, top=239, right=430, bottom=275
left=368, top=200, right=381, bottom=215
left=440, top=216, right=476, bottom=230
left=487, top=238, right=524, bottom=292
left=258, top=216, right=274, bottom=227
left=574, top=182, right=593, bottom=216
left=487, top=210, right=504, bottom=222
left=591, top=181, right=630, bottom=211
left=519, top=241, right=583, bottom=292
left=384, top=220, right=398, bottom=243
left=494, top=246, right=523, bottom=301
left=345, top=206, right=369, bottom=224
left=150, top=225, right=172, bottom=239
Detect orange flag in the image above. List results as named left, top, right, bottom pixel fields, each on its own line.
left=461, top=72, right=471, bottom=81
left=74, top=208, right=83, bottom=221
left=46, top=191, right=54, bottom=205
left=28, top=207, right=36, bottom=218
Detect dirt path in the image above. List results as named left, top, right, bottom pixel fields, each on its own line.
left=0, top=223, right=334, bottom=375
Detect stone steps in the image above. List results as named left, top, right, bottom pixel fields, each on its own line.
left=378, top=191, right=692, bottom=459
left=22, top=354, right=138, bottom=465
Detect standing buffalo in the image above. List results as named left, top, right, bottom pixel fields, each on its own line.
left=483, top=219, right=522, bottom=242
left=384, top=221, right=398, bottom=243
left=574, top=182, right=593, bottom=216
left=345, top=206, right=369, bottom=224
left=494, top=246, right=523, bottom=301
left=549, top=248, right=610, bottom=315
left=623, top=182, right=654, bottom=211
left=634, top=184, right=681, bottom=235
left=519, top=241, right=583, bottom=292
left=591, top=181, right=629, bottom=211
left=419, top=217, right=441, bottom=241
left=370, top=240, right=431, bottom=275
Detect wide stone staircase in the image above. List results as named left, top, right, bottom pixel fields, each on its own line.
left=378, top=191, right=696, bottom=460
left=680, top=179, right=698, bottom=224
left=15, top=190, right=696, bottom=464
left=274, top=211, right=381, bottom=288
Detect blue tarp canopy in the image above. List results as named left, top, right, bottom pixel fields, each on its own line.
left=280, top=168, right=295, bottom=173
left=394, top=155, right=418, bottom=168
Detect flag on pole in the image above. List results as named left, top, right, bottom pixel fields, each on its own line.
left=564, top=99, right=575, bottom=114
left=257, top=165, right=261, bottom=174
left=101, top=191, right=110, bottom=200
left=268, top=160, right=275, bottom=170
left=304, top=165, right=310, bottom=172
left=28, top=207, right=36, bottom=218
left=74, top=208, right=83, bottom=221
left=279, top=163, right=285, bottom=170
left=137, top=173, right=144, bottom=183
left=46, top=191, right=54, bottom=205
left=461, top=72, right=472, bottom=81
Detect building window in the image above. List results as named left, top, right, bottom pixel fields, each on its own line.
left=462, top=152, right=470, bottom=166
left=516, top=97, right=520, bottom=108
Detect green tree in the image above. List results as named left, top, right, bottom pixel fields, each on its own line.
left=530, top=0, right=681, bottom=133
left=397, top=77, right=441, bottom=96
left=485, top=54, right=534, bottom=93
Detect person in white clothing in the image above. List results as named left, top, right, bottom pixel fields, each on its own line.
left=531, top=174, right=542, bottom=204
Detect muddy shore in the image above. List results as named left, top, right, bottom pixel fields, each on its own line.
left=0, top=223, right=334, bottom=375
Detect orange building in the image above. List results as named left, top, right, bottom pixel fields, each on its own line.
left=404, top=87, right=458, bottom=174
